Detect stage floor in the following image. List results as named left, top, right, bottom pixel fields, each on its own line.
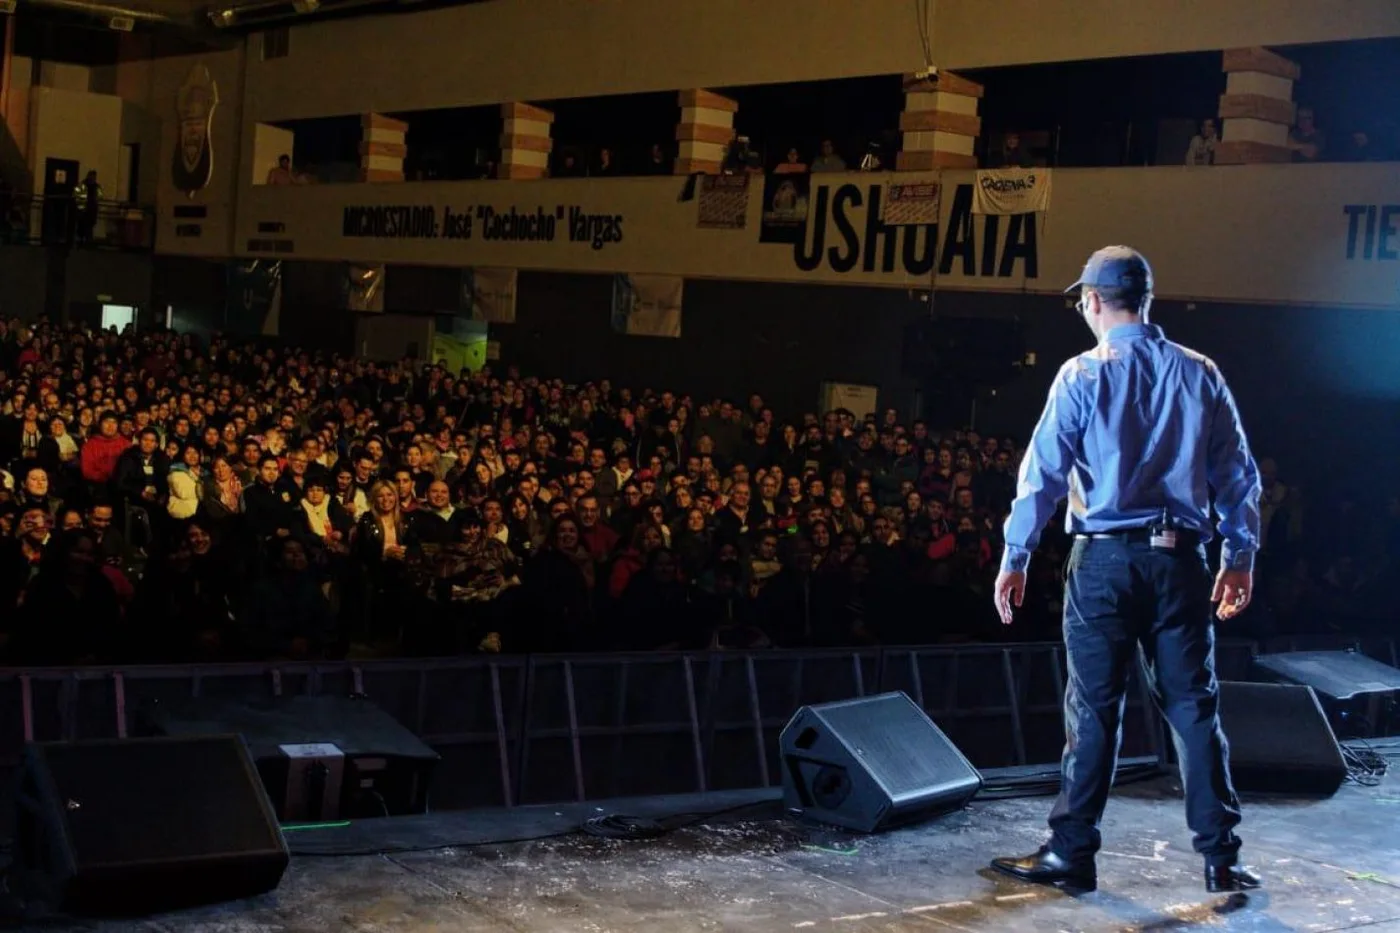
left=55, top=775, right=1400, bottom=933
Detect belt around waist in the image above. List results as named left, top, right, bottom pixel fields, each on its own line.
left=1076, top=527, right=1203, bottom=546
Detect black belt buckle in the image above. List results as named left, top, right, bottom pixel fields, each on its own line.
left=1147, top=523, right=1178, bottom=549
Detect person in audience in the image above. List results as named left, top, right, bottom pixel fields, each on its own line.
left=774, top=148, right=808, bottom=174
left=646, top=143, right=670, bottom=175
left=1185, top=118, right=1218, bottom=166
left=809, top=139, right=847, bottom=173
left=1288, top=106, right=1325, bottom=161
left=989, top=131, right=1032, bottom=168
left=266, top=154, right=296, bottom=186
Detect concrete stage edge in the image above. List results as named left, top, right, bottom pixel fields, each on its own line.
left=47, top=767, right=1400, bottom=933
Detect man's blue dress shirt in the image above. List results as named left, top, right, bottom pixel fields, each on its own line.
left=1001, top=322, right=1261, bottom=575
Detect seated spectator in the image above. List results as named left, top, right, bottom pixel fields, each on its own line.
left=645, top=143, right=670, bottom=175
left=241, top=538, right=335, bottom=660
left=774, top=148, right=808, bottom=174
left=1185, top=118, right=1218, bottom=166
left=18, top=466, right=60, bottom=518
left=517, top=513, right=593, bottom=652
left=167, top=443, right=204, bottom=521
left=809, top=139, right=847, bottom=173
left=203, top=454, right=244, bottom=525
left=594, top=148, right=617, bottom=177
left=989, top=131, right=1032, bottom=168
left=433, top=508, right=519, bottom=653
left=1288, top=106, right=1324, bottom=162
left=79, top=411, right=130, bottom=489
left=266, top=154, right=296, bottom=186
left=609, top=522, right=666, bottom=600
left=11, top=528, right=120, bottom=664
left=295, top=475, right=353, bottom=561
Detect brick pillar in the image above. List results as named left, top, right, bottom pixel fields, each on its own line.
left=499, top=102, right=553, bottom=179
left=675, top=89, right=736, bottom=175
left=897, top=72, right=983, bottom=171
left=1216, top=47, right=1299, bottom=164
left=360, top=113, right=406, bottom=182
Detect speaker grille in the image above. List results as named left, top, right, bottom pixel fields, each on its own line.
left=1219, top=682, right=1346, bottom=795
left=40, top=737, right=283, bottom=868
left=815, top=694, right=972, bottom=801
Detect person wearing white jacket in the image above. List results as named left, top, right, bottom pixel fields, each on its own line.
left=167, top=445, right=204, bottom=521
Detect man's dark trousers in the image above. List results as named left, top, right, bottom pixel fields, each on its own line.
left=1048, top=534, right=1242, bottom=867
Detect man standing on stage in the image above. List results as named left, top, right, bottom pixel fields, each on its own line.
left=989, top=246, right=1263, bottom=895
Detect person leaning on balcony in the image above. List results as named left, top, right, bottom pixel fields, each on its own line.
left=1288, top=107, right=1325, bottom=162
left=774, top=148, right=808, bottom=175
left=1185, top=119, right=1218, bottom=166
left=266, top=154, right=295, bottom=186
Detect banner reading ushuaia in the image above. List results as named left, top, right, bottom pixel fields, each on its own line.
left=972, top=168, right=1052, bottom=216
left=228, top=163, right=1400, bottom=308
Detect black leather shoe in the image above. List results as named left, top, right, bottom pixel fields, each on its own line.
left=1205, top=864, right=1261, bottom=893
left=991, top=846, right=1097, bottom=893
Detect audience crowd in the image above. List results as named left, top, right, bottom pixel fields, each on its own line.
left=0, top=319, right=1385, bottom=667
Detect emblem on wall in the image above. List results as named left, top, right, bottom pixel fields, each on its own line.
left=173, top=63, right=219, bottom=197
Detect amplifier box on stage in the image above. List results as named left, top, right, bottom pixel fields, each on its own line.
left=136, top=696, right=439, bottom=821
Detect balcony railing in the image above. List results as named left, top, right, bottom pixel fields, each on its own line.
left=0, top=194, right=156, bottom=251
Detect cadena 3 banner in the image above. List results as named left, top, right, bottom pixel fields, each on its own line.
left=973, top=168, right=1052, bottom=216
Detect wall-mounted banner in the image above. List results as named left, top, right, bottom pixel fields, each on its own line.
left=760, top=173, right=811, bottom=244
left=881, top=181, right=941, bottom=226
left=345, top=263, right=384, bottom=312
left=173, top=63, right=218, bottom=197
left=973, top=167, right=1051, bottom=215
left=462, top=267, right=518, bottom=323
left=343, top=201, right=624, bottom=250
left=612, top=273, right=683, bottom=338
left=228, top=165, right=1400, bottom=307
left=697, top=175, right=750, bottom=229
left=792, top=178, right=1036, bottom=282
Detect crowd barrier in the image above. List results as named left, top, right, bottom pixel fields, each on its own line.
left=0, top=634, right=1391, bottom=811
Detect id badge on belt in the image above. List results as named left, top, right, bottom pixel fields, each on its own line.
left=1148, top=524, right=1177, bottom=549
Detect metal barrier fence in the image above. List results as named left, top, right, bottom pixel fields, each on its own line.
left=0, top=634, right=1391, bottom=811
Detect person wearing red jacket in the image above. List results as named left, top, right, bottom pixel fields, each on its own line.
left=80, top=412, right=131, bottom=487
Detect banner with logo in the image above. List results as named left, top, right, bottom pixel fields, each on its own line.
left=697, top=174, right=750, bottom=229
left=759, top=173, right=811, bottom=243
left=229, top=165, right=1400, bottom=308
left=461, top=266, right=518, bottom=323
left=611, top=273, right=683, bottom=337
left=973, top=168, right=1052, bottom=215
left=345, top=263, right=384, bottom=312
left=226, top=259, right=282, bottom=336
left=881, top=181, right=941, bottom=226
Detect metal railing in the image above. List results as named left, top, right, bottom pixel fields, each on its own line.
left=2, top=634, right=1388, bottom=810
left=0, top=193, right=156, bottom=250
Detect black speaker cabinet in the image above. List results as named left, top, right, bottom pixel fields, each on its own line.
left=780, top=692, right=982, bottom=832
left=14, top=735, right=290, bottom=916
left=1219, top=681, right=1347, bottom=796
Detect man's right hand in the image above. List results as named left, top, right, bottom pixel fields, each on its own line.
left=1211, top=568, right=1253, bottom=620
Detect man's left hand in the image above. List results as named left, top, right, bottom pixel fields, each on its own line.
left=994, top=570, right=1025, bottom=626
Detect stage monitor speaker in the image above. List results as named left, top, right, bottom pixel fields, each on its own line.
left=14, top=735, right=289, bottom=916
left=1218, top=681, right=1346, bottom=797
left=1252, top=650, right=1400, bottom=703
left=780, top=692, right=982, bottom=832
